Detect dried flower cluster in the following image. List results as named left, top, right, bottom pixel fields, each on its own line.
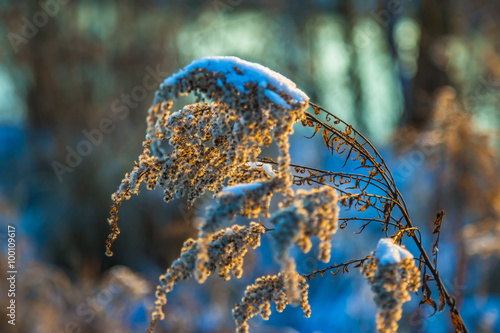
left=362, top=239, right=421, bottom=333
left=200, top=176, right=283, bottom=237
left=152, top=222, right=266, bottom=322
left=271, top=186, right=340, bottom=263
left=104, top=56, right=465, bottom=332
left=264, top=186, right=339, bottom=307
left=106, top=56, right=309, bottom=256
left=232, top=273, right=311, bottom=333
left=148, top=56, right=310, bottom=201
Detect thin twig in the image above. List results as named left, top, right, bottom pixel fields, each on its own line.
left=303, top=257, right=370, bottom=281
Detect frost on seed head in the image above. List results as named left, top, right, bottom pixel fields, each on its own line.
left=266, top=186, right=339, bottom=307
left=106, top=57, right=309, bottom=256
left=200, top=177, right=284, bottom=237
left=232, top=272, right=311, bottom=333
left=362, top=239, right=421, bottom=333
left=270, top=186, right=340, bottom=263
left=151, top=222, right=265, bottom=322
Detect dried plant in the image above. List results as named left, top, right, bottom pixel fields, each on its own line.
left=105, top=56, right=469, bottom=332
left=398, top=87, right=500, bottom=257
left=233, top=273, right=311, bottom=333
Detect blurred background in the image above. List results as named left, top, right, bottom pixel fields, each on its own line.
left=1, top=0, right=500, bottom=332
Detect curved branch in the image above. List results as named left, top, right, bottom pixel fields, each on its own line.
left=302, top=102, right=469, bottom=333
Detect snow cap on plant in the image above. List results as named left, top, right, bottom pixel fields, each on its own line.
left=149, top=56, right=309, bottom=195
left=362, top=238, right=421, bottom=333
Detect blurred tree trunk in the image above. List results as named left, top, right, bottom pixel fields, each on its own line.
left=404, top=0, right=451, bottom=129
left=341, top=0, right=367, bottom=134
